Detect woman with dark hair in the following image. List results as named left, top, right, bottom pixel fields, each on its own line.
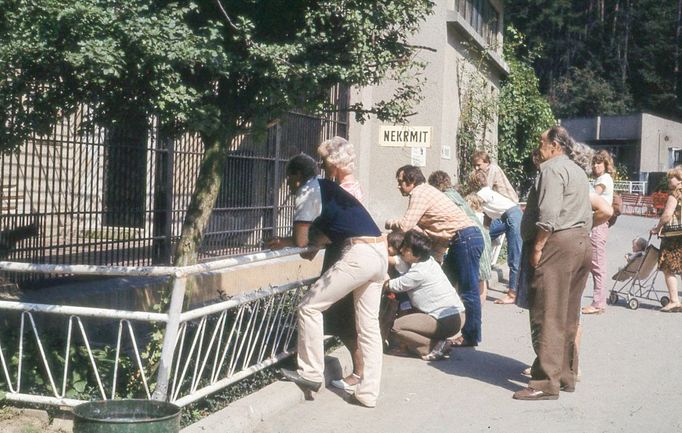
left=385, top=230, right=466, bottom=361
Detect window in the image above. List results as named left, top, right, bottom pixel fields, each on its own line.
left=455, top=0, right=500, bottom=47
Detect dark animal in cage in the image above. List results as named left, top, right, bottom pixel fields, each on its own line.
left=0, top=222, right=39, bottom=259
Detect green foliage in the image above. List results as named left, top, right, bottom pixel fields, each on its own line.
left=507, top=0, right=682, bottom=119
left=550, top=67, right=632, bottom=118
left=455, top=42, right=498, bottom=184
left=497, top=26, right=555, bottom=196
left=0, top=0, right=435, bottom=154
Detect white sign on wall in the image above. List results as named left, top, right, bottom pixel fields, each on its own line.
left=411, top=147, right=426, bottom=167
left=380, top=126, right=432, bottom=148
left=441, top=145, right=451, bottom=160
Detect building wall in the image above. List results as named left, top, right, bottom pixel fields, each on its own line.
left=348, top=0, right=507, bottom=226
left=640, top=113, right=682, bottom=175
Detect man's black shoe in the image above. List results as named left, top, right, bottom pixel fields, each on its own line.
left=279, top=368, right=322, bottom=392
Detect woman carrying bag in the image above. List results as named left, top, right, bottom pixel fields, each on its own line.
left=651, top=166, right=682, bottom=312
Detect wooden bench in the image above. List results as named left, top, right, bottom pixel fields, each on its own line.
left=620, top=193, right=658, bottom=217
left=620, top=193, right=642, bottom=215
left=639, top=195, right=656, bottom=216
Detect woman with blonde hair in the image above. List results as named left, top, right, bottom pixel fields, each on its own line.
left=317, top=136, right=363, bottom=201
left=316, top=136, right=366, bottom=391
left=651, top=166, right=682, bottom=312
left=582, top=149, right=615, bottom=315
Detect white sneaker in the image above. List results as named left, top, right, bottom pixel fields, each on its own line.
left=330, top=377, right=357, bottom=394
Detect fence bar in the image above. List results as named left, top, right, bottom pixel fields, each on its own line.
left=0, top=300, right=168, bottom=321
left=0, top=247, right=310, bottom=277
left=179, top=278, right=316, bottom=323
left=5, top=392, right=85, bottom=407
left=152, top=275, right=188, bottom=401
left=171, top=349, right=295, bottom=407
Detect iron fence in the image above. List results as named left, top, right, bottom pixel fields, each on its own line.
left=0, top=86, right=349, bottom=285
left=0, top=248, right=313, bottom=407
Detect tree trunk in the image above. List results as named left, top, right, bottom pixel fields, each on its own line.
left=173, top=130, right=234, bottom=267
left=673, top=0, right=682, bottom=95
left=622, top=0, right=631, bottom=84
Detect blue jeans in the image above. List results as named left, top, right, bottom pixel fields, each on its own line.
left=443, top=226, right=484, bottom=343
left=489, top=206, right=522, bottom=292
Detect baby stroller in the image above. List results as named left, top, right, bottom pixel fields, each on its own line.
left=607, top=237, right=668, bottom=310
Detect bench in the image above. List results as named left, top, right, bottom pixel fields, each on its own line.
left=620, top=193, right=642, bottom=215
left=620, top=193, right=658, bottom=217
left=639, top=195, right=656, bottom=216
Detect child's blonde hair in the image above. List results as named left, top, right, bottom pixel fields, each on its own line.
left=465, top=193, right=483, bottom=213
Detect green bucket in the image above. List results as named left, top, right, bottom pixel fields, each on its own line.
left=73, top=399, right=181, bottom=433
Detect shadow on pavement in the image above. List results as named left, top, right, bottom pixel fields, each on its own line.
left=429, top=348, right=529, bottom=392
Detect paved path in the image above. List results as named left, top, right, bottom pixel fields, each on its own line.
left=194, top=215, right=682, bottom=433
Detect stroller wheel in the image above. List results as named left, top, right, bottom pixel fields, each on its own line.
left=628, top=298, right=640, bottom=310
left=608, top=292, right=619, bottom=305
left=661, top=296, right=670, bottom=307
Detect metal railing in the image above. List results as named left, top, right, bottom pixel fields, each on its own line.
left=613, top=180, right=647, bottom=194
left=0, top=248, right=315, bottom=407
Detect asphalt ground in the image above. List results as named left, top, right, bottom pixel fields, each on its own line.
left=185, top=215, right=682, bottom=433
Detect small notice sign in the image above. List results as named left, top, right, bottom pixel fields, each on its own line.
left=411, top=147, right=426, bottom=167
left=380, top=126, right=432, bottom=148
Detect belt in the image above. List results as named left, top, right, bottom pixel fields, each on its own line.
left=346, top=235, right=386, bottom=245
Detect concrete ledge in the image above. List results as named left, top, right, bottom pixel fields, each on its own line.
left=181, top=346, right=352, bottom=433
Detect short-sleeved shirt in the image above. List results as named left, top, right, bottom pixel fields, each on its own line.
left=593, top=173, right=614, bottom=205
left=294, top=177, right=380, bottom=243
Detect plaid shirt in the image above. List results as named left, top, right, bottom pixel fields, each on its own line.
left=386, top=184, right=474, bottom=247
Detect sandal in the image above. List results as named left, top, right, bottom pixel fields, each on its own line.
left=448, top=336, right=478, bottom=347
left=494, top=294, right=517, bottom=305
left=421, top=340, right=452, bottom=361
left=581, top=306, right=605, bottom=315
left=660, top=302, right=681, bottom=312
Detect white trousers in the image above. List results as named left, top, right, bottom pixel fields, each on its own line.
left=297, top=242, right=387, bottom=406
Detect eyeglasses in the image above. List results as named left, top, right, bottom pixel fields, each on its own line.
left=396, top=178, right=407, bottom=185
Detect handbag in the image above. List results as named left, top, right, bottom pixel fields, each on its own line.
left=659, top=224, right=682, bottom=237
left=659, top=198, right=682, bottom=237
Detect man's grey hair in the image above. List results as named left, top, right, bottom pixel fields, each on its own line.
left=286, top=153, right=318, bottom=180
left=571, top=142, right=595, bottom=175
left=317, top=136, right=356, bottom=173
left=547, top=126, right=575, bottom=159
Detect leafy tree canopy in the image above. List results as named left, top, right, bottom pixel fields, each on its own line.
left=507, top=0, right=682, bottom=120
left=550, top=67, right=633, bottom=118
left=498, top=26, right=556, bottom=196
left=0, top=0, right=434, bottom=152
left=0, top=0, right=434, bottom=266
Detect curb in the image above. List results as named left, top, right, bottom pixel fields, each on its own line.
left=182, top=265, right=509, bottom=433
left=181, top=347, right=352, bottom=433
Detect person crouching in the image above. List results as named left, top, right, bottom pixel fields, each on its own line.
left=385, top=230, right=466, bottom=361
